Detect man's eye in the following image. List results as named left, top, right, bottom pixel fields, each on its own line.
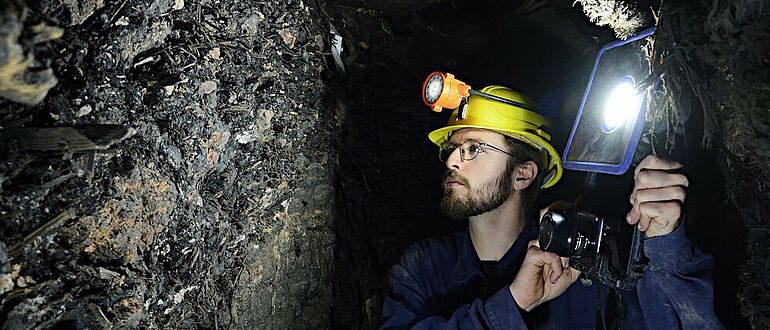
left=467, top=144, right=481, bottom=154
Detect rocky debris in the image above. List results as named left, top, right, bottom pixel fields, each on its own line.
left=1, top=0, right=336, bottom=328
left=31, top=0, right=104, bottom=26
left=0, top=0, right=62, bottom=105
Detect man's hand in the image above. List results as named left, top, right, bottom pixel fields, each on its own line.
left=627, top=154, right=689, bottom=238
left=509, top=240, right=581, bottom=312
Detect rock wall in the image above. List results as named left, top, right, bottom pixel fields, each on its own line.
left=577, top=0, right=768, bottom=327
left=1, top=0, right=336, bottom=328
left=694, top=1, right=770, bottom=327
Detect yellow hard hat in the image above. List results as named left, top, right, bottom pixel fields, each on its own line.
left=428, top=85, right=563, bottom=188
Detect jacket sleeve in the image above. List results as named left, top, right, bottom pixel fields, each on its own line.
left=635, top=222, right=725, bottom=329
left=380, top=255, right=527, bottom=329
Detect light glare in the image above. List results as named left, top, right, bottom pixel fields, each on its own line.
left=602, top=80, right=642, bottom=133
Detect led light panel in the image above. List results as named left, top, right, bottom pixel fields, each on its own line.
left=563, top=28, right=655, bottom=175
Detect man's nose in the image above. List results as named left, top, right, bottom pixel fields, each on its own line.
left=445, top=147, right=462, bottom=170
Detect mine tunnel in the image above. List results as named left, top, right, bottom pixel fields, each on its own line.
left=0, top=0, right=767, bottom=329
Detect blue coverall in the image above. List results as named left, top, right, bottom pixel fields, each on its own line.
left=381, top=219, right=723, bottom=329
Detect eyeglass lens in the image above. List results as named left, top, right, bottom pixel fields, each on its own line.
left=438, top=140, right=481, bottom=162
left=439, top=146, right=454, bottom=162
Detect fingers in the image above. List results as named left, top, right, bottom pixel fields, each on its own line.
left=628, top=185, right=686, bottom=224
left=513, top=241, right=579, bottom=311
left=565, top=259, right=581, bottom=278
left=637, top=201, right=681, bottom=236
left=542, top=250, right=564, bottom=284
left=628, top=156, right=688, bottom=235
left=634, top=154, right=683, bottom=177
left=529, top=239, right=540, bottom=249
left=630, top=185, right=686, bottom=206
left=634, top=170, right=689, bottom=190
left=527, top=240, right=564, bottom=283
left=551, top=256, right=581, bottom=287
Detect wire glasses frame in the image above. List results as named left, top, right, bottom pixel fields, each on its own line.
left=439, top=139, right=517, bottom=163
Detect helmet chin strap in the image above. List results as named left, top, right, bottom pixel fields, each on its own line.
left=542, top=169, right=556, bottom=189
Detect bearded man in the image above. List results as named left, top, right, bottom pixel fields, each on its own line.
left=380, top=86, right=723, bottom=329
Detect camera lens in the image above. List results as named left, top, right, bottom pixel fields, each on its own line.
left=540, top=214, right=557, bottom=246
left=539, top=211, right=576, bottom=257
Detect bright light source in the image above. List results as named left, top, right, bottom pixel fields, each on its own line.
left=602, top=77, right=642, bottom=133
left=425, top=74, right=443, bottom=103
left=563, top=27, right=655, bottom=175
left=421, top=72, right=471, bottom=112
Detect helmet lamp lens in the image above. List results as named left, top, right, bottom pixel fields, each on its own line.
left=425, top=74, right=443, bottom=103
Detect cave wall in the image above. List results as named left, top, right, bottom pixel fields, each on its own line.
left=1, top=0, right=336, bottom=328
left=660, top=1, right=770, bottom=327
left=628, top=0, right=769, bottom=327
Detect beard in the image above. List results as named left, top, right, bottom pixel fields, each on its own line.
left=440, top=165, right=513, bottom=220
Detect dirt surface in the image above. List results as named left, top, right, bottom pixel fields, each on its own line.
left=1, top=0, right=336, bottom=328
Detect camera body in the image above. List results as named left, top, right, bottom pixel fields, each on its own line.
left=539, top=210, right=647, bottom=290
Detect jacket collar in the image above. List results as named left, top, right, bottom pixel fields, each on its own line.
left=450, top=218, right=539, bottom=283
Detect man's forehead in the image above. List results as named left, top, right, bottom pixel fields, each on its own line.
left=449, top=128, right=505, bottom=143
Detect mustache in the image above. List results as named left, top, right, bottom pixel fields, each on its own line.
left=443, top=170, right=469, bottom=186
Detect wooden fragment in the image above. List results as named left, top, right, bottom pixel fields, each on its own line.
left=9, top=210, right=75, bottom=258
left=14, top=125, right=136, bottom=154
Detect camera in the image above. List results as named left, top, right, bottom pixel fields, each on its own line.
left=538, top=210, right=648, bottom=290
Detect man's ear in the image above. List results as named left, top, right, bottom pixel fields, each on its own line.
left=513, top=160, right=538, bottom=191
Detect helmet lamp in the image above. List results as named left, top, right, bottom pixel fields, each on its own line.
left=421, top=72, right=471, bottom=112
left=424, top=74, right=444, bottom=103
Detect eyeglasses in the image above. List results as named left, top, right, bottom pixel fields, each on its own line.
left=439, top=139, right=517, bottom=162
